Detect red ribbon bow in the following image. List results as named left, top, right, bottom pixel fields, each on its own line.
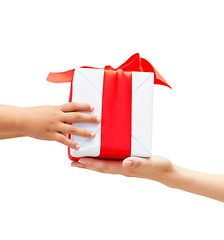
left=47, top=53, right=171, bottom=89
left=47, top=53, right=171, bottom=160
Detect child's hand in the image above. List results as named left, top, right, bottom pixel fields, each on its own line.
left=20, top=102, right=100, bottom=149
left=71, top=156, right=173, bottom=183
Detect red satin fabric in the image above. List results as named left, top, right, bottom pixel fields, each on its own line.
left=98, top=69, right=132, bottom=159
left=47, top=69, right=75, bottom=83
left=47, top=53, right=171, bottom=88
left=67, top=74, right=74, bottom=160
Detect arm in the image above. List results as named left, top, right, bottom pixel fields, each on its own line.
left=72, top=156, right=224, bottom=202
left=0, top=103, right=100, bottom=148
left=0, top=105, right=25, bottom=138
left=166, top=165, right=224, bottom=202
left=0, top=132, right=24, bottom=140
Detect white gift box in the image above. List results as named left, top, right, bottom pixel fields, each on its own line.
left=69, top=68, right=154, bottom=159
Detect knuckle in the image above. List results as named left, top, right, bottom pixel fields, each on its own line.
left=57, top=135, right=64, bottom=144
left=49, top=106, right=58, bottom=115
left=60, top=103, right=66, bottom=110
left=70, top=125, right=77, bottom=134
left=91, top=115, right=97, bottom=122
left=52, top=111, right=63, bottom=122
left=72, top=114, right=78, bottom=122
left=74, top=112, right=82, bottom=121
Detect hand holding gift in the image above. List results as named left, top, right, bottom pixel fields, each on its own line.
left=72, top=156, right=224, bottom=203
left=0, top=102, right=100, bottom=148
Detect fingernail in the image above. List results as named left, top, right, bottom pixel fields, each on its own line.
left=90, top=131, right=96, bottom=138
left=97, top=116, right=101, bottom=123
left=75, top=144, right=80, bottom=150
left=90, top=105, right=94, bottom=111
left=123, top=160, right=133, bottom=168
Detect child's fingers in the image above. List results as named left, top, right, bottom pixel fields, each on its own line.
left=60, top=102, right=94, bottom=113
left=63, top=112, right=100, bottom=124
left=54, top=133, right=80, bottom=149
left=58, top=124, right=96, bottom=138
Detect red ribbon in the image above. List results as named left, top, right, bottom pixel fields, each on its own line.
left=47, top=53, right=171, bottom=89
left=98, top=69, right=132, bottom=159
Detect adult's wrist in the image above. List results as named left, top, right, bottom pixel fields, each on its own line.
left=160, top=165, right=194, bottom=189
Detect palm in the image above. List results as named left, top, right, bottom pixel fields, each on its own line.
left=72, top=155, right=173, bottom=182
left=127, top=156, right=172, bottom=180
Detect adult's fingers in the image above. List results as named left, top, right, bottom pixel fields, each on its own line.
left=71, top=161, right=86, bottom=168
left=77, top=158, right=123, bottom=174
left=60, top=102, right=94, bottom=113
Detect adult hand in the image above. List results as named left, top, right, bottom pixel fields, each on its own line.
left=71, top=156, right=174, bottom=183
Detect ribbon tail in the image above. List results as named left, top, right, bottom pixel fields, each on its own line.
left=153, top=67, right=172, bottom=89
left=141, top=58, right=171, bottom=89
left=47, top=69, right=75, bottom=83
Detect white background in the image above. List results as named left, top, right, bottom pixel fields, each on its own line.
left=0, top=0, right=224, bottom=239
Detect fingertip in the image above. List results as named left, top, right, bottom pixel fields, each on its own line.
left=90, top=131, right=96, bottom=138
left=78, top=158, right=87, bottom=164
left=89, top=105, right=94, bottom=111
left=75, top=144, right=80, bottom=149
left=96, top=116, right=101, bottom=123
left=70, top=143, right=80, bottom=150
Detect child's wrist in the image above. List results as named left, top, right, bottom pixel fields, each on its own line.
left=16, top=107, right=28, bottom=137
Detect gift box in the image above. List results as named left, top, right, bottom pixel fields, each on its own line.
left=47, top=53, right=171, bottom=160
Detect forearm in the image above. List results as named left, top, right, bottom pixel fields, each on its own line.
left=162, top=165, right=224, bottom=202
left=0, top=132, right=24, bottom=140
left=0, top=105, right=25, bottom=137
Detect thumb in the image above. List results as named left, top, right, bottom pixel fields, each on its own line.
left=122, top=157, right=144, bottom=168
